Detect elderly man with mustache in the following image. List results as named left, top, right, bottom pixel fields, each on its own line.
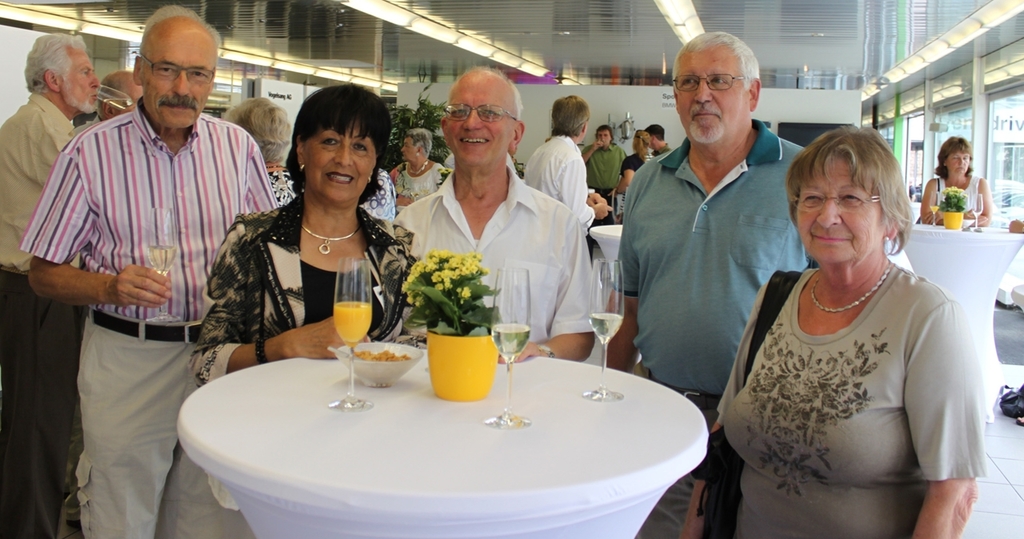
left=607, top=32, right=809, bottom=539
left=20, top=5, right=276, bottom=539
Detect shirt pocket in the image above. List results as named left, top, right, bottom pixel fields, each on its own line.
left=730, top=214, right=793, bottom=271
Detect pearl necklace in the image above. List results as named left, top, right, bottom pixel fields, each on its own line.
left=409, top=159, right=430, bottom=175
left=810, top=263, right=893, bottom=313
left=301, top=224, right=361, bottom=255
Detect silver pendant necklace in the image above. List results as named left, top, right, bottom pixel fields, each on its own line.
left=811, top=263, right=893, bottom=313
left=301, top=224, right=361, bottom=255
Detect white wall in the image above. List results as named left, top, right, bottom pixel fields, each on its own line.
left=0, top=25, right=49, bottom=123
left=398, top=83, right=861, bottom=161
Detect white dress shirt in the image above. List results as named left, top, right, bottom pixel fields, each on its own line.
left=395, top=168, right=592, bottom=343
left=524, top=135, right=594, bottom=228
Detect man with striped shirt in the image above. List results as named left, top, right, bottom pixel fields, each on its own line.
left=20, top=7, right=276, bottom=539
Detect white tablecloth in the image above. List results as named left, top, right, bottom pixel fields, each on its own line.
left=178, top=357, right=707, bottom=539
left=903, top=225, right=1024, bottom=419
left=590, top=225, right=622, bottom=260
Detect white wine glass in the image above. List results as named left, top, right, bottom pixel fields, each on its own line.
left=97, top=85, right=133, bottom=112
left=973, top=194, right=984, bottom=231
left=485, top=268, right=531, bottom=430
left=583, top=258, right=624, bottom=402
left=929, top=189, right=941, bottom=227
left=146, top=208, right=179, bottom=323
left=328, top=257, right=373, bottom=412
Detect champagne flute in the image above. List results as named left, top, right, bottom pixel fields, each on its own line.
left=583, top=259, right=625, bottom=401
left=485, top=268, right=531, bottom=430
left=973, top=194, right=984, bottom=231
left=97, top=85, right=133, bottom=111
left=146, top=208, right=179, bottom=322
left=328, top=257, right=373, bottom=412
left=929, top=189, right=941, bottom=227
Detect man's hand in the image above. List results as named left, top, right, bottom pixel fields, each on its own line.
left=104, top=264, right=171, bottom=308
left=587, top=192, right=612, bottom=220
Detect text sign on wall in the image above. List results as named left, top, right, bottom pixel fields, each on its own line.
left=661, top=92, right=676, bottom=110
left=253, top=78, right=306, bottom=132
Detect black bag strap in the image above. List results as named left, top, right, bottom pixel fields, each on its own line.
left=742, top=271, right=803, bottom=385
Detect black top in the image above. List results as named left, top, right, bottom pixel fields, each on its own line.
left=621, top=153, right=645, bottom=175
left=300, top=260, right=384, bottom=332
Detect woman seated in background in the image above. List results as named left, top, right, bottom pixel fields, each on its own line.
left=191, top=84, right=415, bottom=386
left=683, top=127, right=987, bottom=539
left=920, top=136, right=995, bottom=227
left=392, top=127, right=443, bottom=206
left=224, top=97, right=294, bottom=206
left=612, top=130, right=650, bottom=222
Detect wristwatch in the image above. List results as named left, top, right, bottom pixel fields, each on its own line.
left=537, top=344, right=556, bottom=358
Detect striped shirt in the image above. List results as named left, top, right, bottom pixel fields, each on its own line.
left=20, top=102, right=277, bottom=322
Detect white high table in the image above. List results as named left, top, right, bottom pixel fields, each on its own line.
left=590, top=225, right=623, bottom=260
left=903, top=224, right=1024, bottom=419
left=178, top=357, right=707, bottom=539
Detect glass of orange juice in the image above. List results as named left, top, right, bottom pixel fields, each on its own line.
left=328, top=257, right=374, bottom=412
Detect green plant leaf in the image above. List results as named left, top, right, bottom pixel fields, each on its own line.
left=467, top=326, right=490, bottom=337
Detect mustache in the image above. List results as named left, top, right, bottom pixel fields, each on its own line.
left=690, top=103, right=721, bottom=118
left=158, top=95, right=198, bottom=110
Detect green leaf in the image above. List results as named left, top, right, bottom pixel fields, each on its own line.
left=431, top=320, right=459, bottom=335
left=466, top=326, right=490, bottom=337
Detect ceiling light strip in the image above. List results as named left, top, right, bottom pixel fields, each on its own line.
left=864, top=0, right=1024, bottom=101
left=652, top=0, right=705, bottom=43
left=340, top=0, right=548, bottom=77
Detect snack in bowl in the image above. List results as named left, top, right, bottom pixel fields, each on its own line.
left=350, top=343, right=423, bottom=388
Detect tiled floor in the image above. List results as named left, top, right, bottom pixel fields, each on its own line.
left=49, top=365, right=1024, bottom=539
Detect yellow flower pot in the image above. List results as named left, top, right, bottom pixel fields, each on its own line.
left=427, top=332, right=498, bottom=401
left=943, top=211, right=964, bottom=230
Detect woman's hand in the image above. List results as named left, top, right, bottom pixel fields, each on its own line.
left=268, top=318, right=344, bottom=360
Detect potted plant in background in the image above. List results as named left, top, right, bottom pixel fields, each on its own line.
left=940, top=186, right=967, bottom=230
left=403, top=250, right=498, bottom=401
left=385, top=86, right=450, bottom=172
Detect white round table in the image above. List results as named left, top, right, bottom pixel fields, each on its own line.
left=590, top=225, right=622, bottom=260
left=903, top=225, right=1024, bottom=419
left=178, top=357, right=707, bottom=539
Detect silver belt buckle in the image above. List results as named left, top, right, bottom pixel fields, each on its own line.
left=184, top=322, right=202, bottom=344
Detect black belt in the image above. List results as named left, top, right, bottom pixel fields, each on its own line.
left=92, top=310, right=201, bottom=343
left=649, top=371, right=722, bottom=411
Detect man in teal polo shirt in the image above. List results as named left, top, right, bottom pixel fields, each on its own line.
left=608, top=32, right=808, bottom=539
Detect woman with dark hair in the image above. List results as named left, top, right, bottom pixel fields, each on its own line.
left=920, top=136, right=995, bottom=227
left=190, top=84, right=415, bottom=385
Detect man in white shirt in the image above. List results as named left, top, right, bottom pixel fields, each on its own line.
left=525, top=95, right=610, bottom=228
left=395, top=67, right=593, bottom=360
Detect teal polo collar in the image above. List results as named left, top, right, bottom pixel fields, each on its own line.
left=660, top=119, right=782, bottom=169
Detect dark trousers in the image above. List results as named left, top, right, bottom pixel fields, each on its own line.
left=0, top=270, right=85, bottom=539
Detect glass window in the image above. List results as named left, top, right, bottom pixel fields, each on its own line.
left=988, top=94, right=1024, bottom=227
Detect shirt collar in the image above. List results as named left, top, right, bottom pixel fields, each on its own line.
left=443, top=166, right=540, bottom=217
left=661, top=119, right=782, bottom=169
left=554, top=135, right=581, bottom=154
left=131, top=99, right=203, bottom=154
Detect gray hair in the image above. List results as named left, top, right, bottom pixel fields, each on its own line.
left=141, top=5, right=222, bottom=56
left=25, top=34, right=87, bottom=95
left=785, top=127, right=913, bottom=255
left=451, top=66, right=524, bottom=119
left=405, top=127, right=433, bottom=156
left=673, top=32, right=760, bottom=89
left=224, top=97, right=291, bottom=164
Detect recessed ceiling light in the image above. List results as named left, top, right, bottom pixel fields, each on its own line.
left=811, top=33, right=825, bottom=37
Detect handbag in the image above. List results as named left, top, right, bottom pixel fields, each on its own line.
left=1000, top=384, right=1024, bottom=418
left=694, top=270, right=802, bottom=539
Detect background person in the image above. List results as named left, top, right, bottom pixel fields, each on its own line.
left=0, top=32, right=97, bottom=539
left=224, top=97, right=294, bottom=206
left=682, top=127, right=986, bottom=539
left=612, top=129, right=651, bottom=221
left=392, top=127, right=444, bottom=206
left=645, top=123, right=671, bottom=156
left=192, top=84, right=414, bottom=385
left=920, top=136, right=994, bottom=227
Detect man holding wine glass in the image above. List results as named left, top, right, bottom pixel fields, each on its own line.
left=395, top=67, right=594, bottom=362
left=21, top=6, right=277, bottom=539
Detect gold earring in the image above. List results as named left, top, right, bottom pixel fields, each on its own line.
left=299, top=163, right=305, bottom=172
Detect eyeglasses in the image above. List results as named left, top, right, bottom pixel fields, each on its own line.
left=673, top=74, right=745, bottom=92
left=138, top=54, right=214, bottom=86
left=796, top=193, right=881, bottom=212
left=444, top=104, right=517, bottom=122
